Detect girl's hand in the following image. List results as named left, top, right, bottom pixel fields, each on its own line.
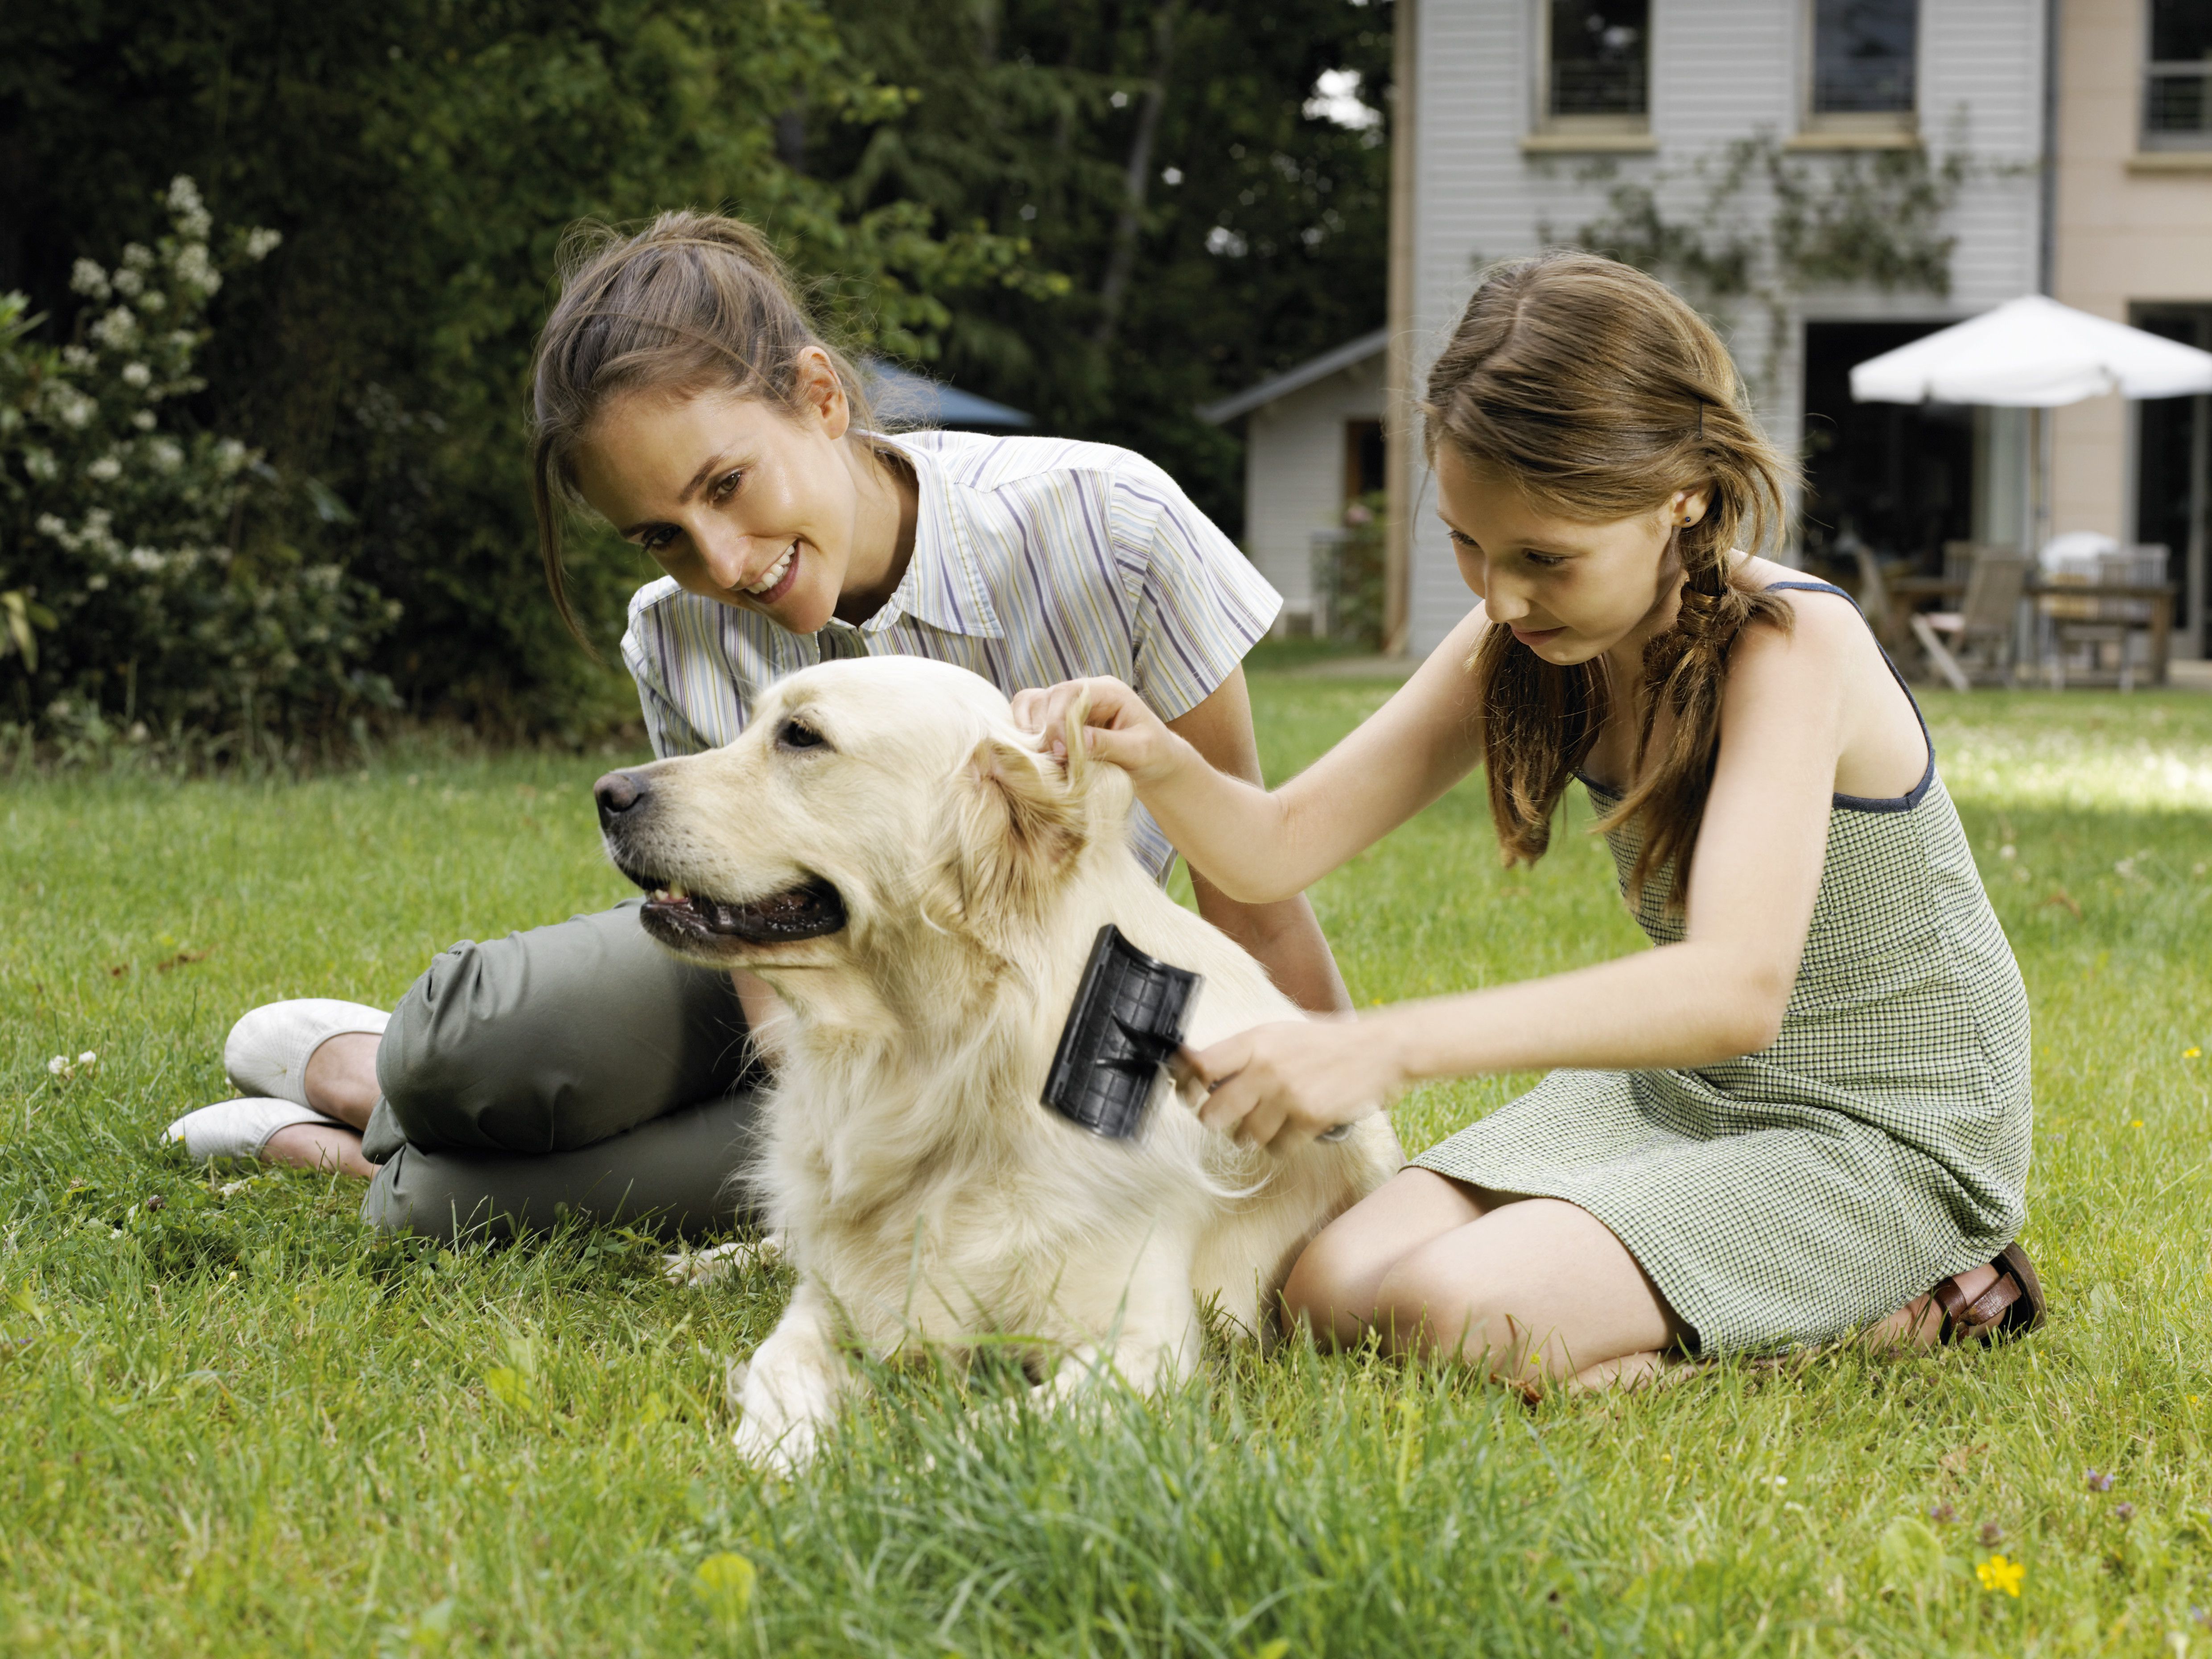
left=1178, top=1019, right=1403, bottom=1151
left=1011, top=676, right=1188, bottom=786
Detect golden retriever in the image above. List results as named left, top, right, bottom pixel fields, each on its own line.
left=596, top=656, right=1399, bottom=1470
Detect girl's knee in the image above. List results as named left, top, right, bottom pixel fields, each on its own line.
left=1280, top=1208, right=1402, bottom=1341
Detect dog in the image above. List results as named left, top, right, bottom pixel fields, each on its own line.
left=595, top=656, right=1400, bottom=1470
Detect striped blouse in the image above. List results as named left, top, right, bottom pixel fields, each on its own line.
left=619, top=429, right=1282, bottom=878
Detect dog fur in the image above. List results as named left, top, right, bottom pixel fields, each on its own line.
left=599, top=656, right=1400, bottom=1470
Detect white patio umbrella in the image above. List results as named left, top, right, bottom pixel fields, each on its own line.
left=1849, top=294, right=2212, bottom=407
left=1850, top=294, right=2212, bottom=557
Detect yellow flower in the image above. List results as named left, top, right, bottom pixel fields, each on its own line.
left=2187, top=1047, right=2202, bottom=1059
left=1977, top=1553, right=2024, bottom=1597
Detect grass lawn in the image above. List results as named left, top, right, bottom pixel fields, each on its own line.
left=4, top=678, right=2211, bottom=1655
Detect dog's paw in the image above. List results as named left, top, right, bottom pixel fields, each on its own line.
left=731, top=1410, right=815, bottom=1474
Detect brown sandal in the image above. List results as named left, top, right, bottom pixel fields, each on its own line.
left=1933, top=1241, right=2045, bottom=1344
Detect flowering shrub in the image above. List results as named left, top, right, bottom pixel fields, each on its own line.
left=0, top=177, right=396, bottom=750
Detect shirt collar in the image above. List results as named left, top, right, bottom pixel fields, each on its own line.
left=852, top=433, right=1005, bottom=640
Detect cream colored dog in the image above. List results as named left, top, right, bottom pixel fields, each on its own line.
left=595, top=656, right=1399, bottom=1471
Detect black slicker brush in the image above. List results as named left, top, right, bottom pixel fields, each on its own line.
left=1042, top=925, right=1200, bottom=1139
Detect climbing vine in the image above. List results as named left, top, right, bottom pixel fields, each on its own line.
left=1541, top=130, right=1978, bottom=396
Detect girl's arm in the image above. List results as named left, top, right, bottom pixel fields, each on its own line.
left=1162, top=669, right=1352, bottom=1014
left=1017, top=604, right=1497, bottom=905
left=1133, top=601, right=1852, bottom=1149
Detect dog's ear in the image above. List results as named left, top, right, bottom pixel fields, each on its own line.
left=930, top=735, right=1087, bottom=934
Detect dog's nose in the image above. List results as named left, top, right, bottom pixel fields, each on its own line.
left=593, top=769, right=651, bottom=824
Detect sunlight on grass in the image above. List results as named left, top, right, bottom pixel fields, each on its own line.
left=4, top=685, right=2211, bottom=1653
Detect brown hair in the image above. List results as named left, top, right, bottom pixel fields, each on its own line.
left=527, top=210, right=877, bottom=644
left=1422, top=251, right=1799, bottom=910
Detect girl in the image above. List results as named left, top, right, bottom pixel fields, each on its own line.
left=167, top=211, right=1348, bottom=1238
left=1017, top=252, right=2039, bottom=1389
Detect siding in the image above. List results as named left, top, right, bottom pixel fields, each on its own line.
left=1240, top=355, right=1387, bottom=616
left=1404, top=0, right=2047, bottom=653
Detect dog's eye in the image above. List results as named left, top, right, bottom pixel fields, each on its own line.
left=776, top=717, right=828, bottom=753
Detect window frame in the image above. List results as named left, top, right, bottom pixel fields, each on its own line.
left=1798, top=0, right=1921, bottom=144
left=2142, top=0, right=2212, bottom=152
left=1532, top=0, right=1652, bottom=140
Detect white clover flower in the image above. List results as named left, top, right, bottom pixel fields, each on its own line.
left=112, top=267, right=144, bottom=298
left=148, top=438, right=182, bottom=471
left=244, top=227, right=283, bottom=261
left=86, top=455, right=122, bottom=482
left=173, top=243, right=220, bottom=295
left=121, top=242, right=155, bottom=272
left=91, top=306, right=139, bottom=349
left=78, top=1051, right=96, bottom=1065
left=47, top=1056, right=67, bottom=1076
left=131, top=410, right=156, bottom=431
left=70, top=259, right=111, bottom=300
left=121, top=362, right=151, bottom=388
left=23, top=448, right=57, bottom=481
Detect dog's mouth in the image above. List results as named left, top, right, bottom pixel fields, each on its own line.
left=633, top=877, right=848, bottom=949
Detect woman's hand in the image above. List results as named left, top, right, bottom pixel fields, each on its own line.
left=1011, top=676, right=1190, bottom=787
left=1178, top=1018, right=1405, bottom=1151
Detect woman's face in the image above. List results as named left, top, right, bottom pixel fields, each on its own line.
left=570, top=350, right=873, bottom=635
left=1434, top=445, right=1706, bottom=668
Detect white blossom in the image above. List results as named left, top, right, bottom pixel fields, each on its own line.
left=135, top=290, right=167, bottom=315
left=91, top=307, right=140, bottom=349
left=46, top=1056, right=66, bottom=1076
left=128, top=548, right=166, bottom=574
left=69, top=259, right=111, bottom=300
left=172, top=243, right=220, bottom=295
left=214, top=437, right=248, bottom=475
left=131, top=411, right=157, bottom=431
left=111, top=267, right=144, bottom=298
left=121, top=242, right=154, bottom=272
left=121, top=362, right=151, bottom=388
left=165, top=177, right=211, bottom=240
left=148, top=438, right=182, bottom=472
left=244, top=227, right=283, bottom=261
left=23, top=448, right=57, bottom=481
left=86, top=455, right=122, bottom=482
left=35, top=513, right=66, bottom=539
left=86, top=574, right=108, bottom=591
left=61, top=345, right=93, bottom=369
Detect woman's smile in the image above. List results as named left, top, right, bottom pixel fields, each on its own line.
left=743, top=541, right=802, bottom=603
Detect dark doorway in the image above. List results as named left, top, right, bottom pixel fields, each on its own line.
left=1800, top=320, right=1975, bottom=574
left=1343, top=419, right=1384, bottom=504
left=2132, top=305, right=2210, bottom=657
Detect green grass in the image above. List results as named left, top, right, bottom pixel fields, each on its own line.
left=4, top=682, right=2212, bottom=1655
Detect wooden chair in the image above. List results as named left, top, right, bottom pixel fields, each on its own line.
left=1910, top=550, right=2029, bottom=691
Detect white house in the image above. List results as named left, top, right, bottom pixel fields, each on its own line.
left=1197, top=329, right=1387, bottom=632
left=1376, top=0, right=2051, bottom=653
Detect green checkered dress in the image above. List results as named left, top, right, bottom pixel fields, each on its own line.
left=1413, top=584, right=2033, bottom=1354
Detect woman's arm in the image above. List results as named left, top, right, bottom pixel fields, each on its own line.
left=1176, top=604, right=1853, bottom=1149
left=1019, top=604, right=1497, bottom=905
left=1162, top=669, right=1351, bottom=1015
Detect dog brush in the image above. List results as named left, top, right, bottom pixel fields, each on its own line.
left=1042, top=925, right=1201, bottom=1139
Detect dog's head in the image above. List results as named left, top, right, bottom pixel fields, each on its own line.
left=595, top=658, right=1138, bottom=988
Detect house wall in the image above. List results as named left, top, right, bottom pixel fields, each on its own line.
left=1240, top=355, right=1386, bottom=621
left=2049, top=0, right=2212, bottom=569
left=1401, top=0, right=2046, bottom=653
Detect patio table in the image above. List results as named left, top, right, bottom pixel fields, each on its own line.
left=1885, top=576, right=2179, bottom=687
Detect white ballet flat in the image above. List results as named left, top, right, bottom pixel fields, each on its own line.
left=223, top=998, right=389, bottom=1106
left=164, top=1098, right=343, bottom=1162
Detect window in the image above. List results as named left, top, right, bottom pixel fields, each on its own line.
left=2145, top=0, right=2212, bottom=149
left=1806, top=0, right=1917, bottom=136
left=1542, top=0, right=1649, bottom=132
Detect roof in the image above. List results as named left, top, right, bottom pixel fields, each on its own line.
left=1194, top=327, right=1390, bottom=425
left=863, top=359, right=1031, bottom=429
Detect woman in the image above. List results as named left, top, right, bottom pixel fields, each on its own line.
left=166, top=211, right=1347, bottom=1239
left=1017, top=252, right=2041, bottom=1390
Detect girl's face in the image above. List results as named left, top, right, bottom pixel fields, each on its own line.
left=1434, top=445, right=1707, bottom=668
left=570, top=349, right=885, bottom=635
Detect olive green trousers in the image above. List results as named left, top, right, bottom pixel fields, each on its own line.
left=359, top=900, right=766, bottom=1242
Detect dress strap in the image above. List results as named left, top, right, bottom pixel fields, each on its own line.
left=1763, top=579, right=1936, bottom=813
